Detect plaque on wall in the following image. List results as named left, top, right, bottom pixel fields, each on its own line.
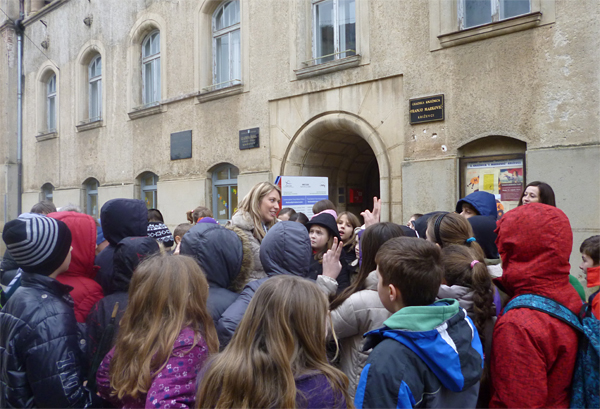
left=239, top=128, right=260, bottom=150
left=409, top=95, right=444, bottom=124
left=170, top=130, right=192, bottom=160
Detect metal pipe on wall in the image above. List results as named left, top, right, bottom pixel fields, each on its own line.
left=16, top=0, right=24, bottom=215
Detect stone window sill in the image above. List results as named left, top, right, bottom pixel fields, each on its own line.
left=438, top=12, right=543, bottom=48
left=76, top=119, right=103, bottom=132
left=36, top=131, right=58, bottom=141
left=294, top=55, right=361, bottom=80
left=197, top=83, right=243, bottom=103
left=128, top=103, right=165, bottom=120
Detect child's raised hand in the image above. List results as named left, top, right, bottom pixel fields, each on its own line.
left=361, top=197, right=381, bottom=228
left=322, top=237, right=343, bottom=280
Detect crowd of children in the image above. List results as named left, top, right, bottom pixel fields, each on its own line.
left=0, top=180, right=598, bottom=409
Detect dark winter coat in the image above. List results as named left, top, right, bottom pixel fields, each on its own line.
left=0, top=272, right=98, bottom=408
left=456, top=191, right=498, bottom=220
left=215, top=221, right=311, bottom=347
left=179, top=222, right=252, bottom=326
left=355, top=299, right=483, bottom=409
left=0, top=249, right=18, bottom=287
left=85, top=236, right=159, bottom=363
left=413, top=212, right=445, bottom=240
left=466, top=215, right=499, bottom=259
left=94, top=199, right=148, bottom=296
left=489, top=203, right=581, bottom=408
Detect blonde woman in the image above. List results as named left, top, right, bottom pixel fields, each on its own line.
left=96, top=254, right=218, bottom=408
left=227, top=181, right=281, bottom=281
left=196, top=275, right=351, bottom=408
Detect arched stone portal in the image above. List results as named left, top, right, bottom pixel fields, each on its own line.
left=281, top=112, right=390, bottom=221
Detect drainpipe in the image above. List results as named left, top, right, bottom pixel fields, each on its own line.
left=15, top=1, right=24, bottom=215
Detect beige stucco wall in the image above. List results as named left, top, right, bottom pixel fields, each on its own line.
left=53, top=188, right=82, bottom=210
left=1, top=0, right=598, bottom=275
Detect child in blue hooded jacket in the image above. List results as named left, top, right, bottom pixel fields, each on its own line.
left=354, top=237, right=483, bottom=409
left=456, top=191, right=498, bottom=220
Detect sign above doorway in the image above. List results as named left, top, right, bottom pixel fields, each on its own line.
left=409, top=95, right=444, bottom=124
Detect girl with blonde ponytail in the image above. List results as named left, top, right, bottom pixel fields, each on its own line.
left=196, top=275, right=351, bottom=409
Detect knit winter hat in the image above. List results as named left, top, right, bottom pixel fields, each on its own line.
left=2, top=216, right=72, bottom=275
left=147, top=221, right=174, bottom=248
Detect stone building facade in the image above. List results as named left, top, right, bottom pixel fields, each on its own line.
left=1, top=0, right=598, bottom=277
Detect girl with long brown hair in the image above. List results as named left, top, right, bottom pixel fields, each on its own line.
left=196, top=275, right=351, bottom=409
left=96, top=254, right=218, bottom=409
left=438, top=245, right=495, bottom=408
left=328, top=222, right=404, bottom=399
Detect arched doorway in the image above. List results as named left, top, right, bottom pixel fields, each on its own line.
left=281, top=112, right=389, bottom=221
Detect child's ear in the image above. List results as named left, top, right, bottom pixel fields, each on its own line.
left=174, top=236, right=182, bottom=244
left=388, top=283, right=398, bottom=302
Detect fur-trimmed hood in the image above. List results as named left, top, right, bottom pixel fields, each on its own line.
left=180, top=222, right=253, bottom=292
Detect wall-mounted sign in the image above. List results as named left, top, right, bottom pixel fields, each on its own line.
left=409, top=95, right=444, bottom=124
left=170, top=130, right=192, bottom=160
left=239, top=128, right=260, bottom=150
left=275, top=176, right=328, bottom=219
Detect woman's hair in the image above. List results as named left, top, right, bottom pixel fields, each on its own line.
left=310, top=225, right=334, bottom=261
left=108, top=254, right=218, bottom=400
left=337, top=211, right=360, bottom=250
left=517, top=181, right=556, bottom=207
left=330, top=222, right=404, bottom=310
left=186, top=206, right=213, bottom=224
left=235, top=182, right=282, bottom=242
left=147, top=208, right=164, bottom=223
left=196, top=275, right=351, bottom=408
left=426, top=213, right=486, bottom=260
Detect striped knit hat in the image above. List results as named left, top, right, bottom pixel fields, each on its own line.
left=2, top=215, right=72, bottom=275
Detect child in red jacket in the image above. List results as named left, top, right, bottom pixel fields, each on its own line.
left=580, top=235, right=600, bottom=318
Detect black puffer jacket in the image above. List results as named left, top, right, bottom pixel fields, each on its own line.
left=94, top=199, right=148, bottom=295
left=86, top=237, right=159, bottom=363
left=216, top=221, right=312, bottom=347
left=0, top=272, right=98, bottom=408
left=179, top=222, right=252, bottom=326
left=0, top=249, right=18, bottom=287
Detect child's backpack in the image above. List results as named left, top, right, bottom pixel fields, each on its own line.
left=504, top=294, right=599, bottom=409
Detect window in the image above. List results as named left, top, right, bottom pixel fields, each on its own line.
left=312, top=0, right=355, bottom=65
left=88, top=56, right=102, bottom=122
left=85, top=178, right=99, bottom=218
left=47, top=75, right=57, bottom=131
left=212, top=164, right=239, bottom=223
left=141, top=172, right=158, bottom=209
left=461, top=0, right=530, bottom=29
left=142, top=31, right=161, bottom=105
left=41, top=183, right=54, bottom=202
left=212, top=1, right=241, bottom=89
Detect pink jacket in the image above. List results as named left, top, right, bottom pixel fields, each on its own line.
left=96, top=327, right=210, bottom=409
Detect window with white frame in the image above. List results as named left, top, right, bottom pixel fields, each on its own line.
left=312, top=0, right=356, bottom=65
left=212, top=164, right=239, bottom=223
left=47, top=75, right=57, bottom=131
left=212, top=0, right=241, bottom=90
left=85, top=178, right=99, bottom=218
left=41, top=183, right=54, bottom=202
left=142, top=31, right=161, bottom=105
left=460, top=0, right=530, bottom=29
left=88, top=55, right=102, bottom=122
left=141, top=172, right=158, bottom=209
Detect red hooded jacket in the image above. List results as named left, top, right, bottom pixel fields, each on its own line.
left=49, top=212, right=104, bottom=322
left=490, top=203, right=581, bottom=408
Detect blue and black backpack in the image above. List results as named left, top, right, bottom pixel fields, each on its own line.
left=504, top=293, right=599, bottom=409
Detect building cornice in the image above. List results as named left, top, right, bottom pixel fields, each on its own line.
left=23, top=0, right=71, bottom=27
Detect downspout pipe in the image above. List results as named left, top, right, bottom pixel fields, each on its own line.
left=15, top=10, right=24, bottom=216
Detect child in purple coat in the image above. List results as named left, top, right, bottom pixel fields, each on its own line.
left=96, top=254, right=218, bottom=408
